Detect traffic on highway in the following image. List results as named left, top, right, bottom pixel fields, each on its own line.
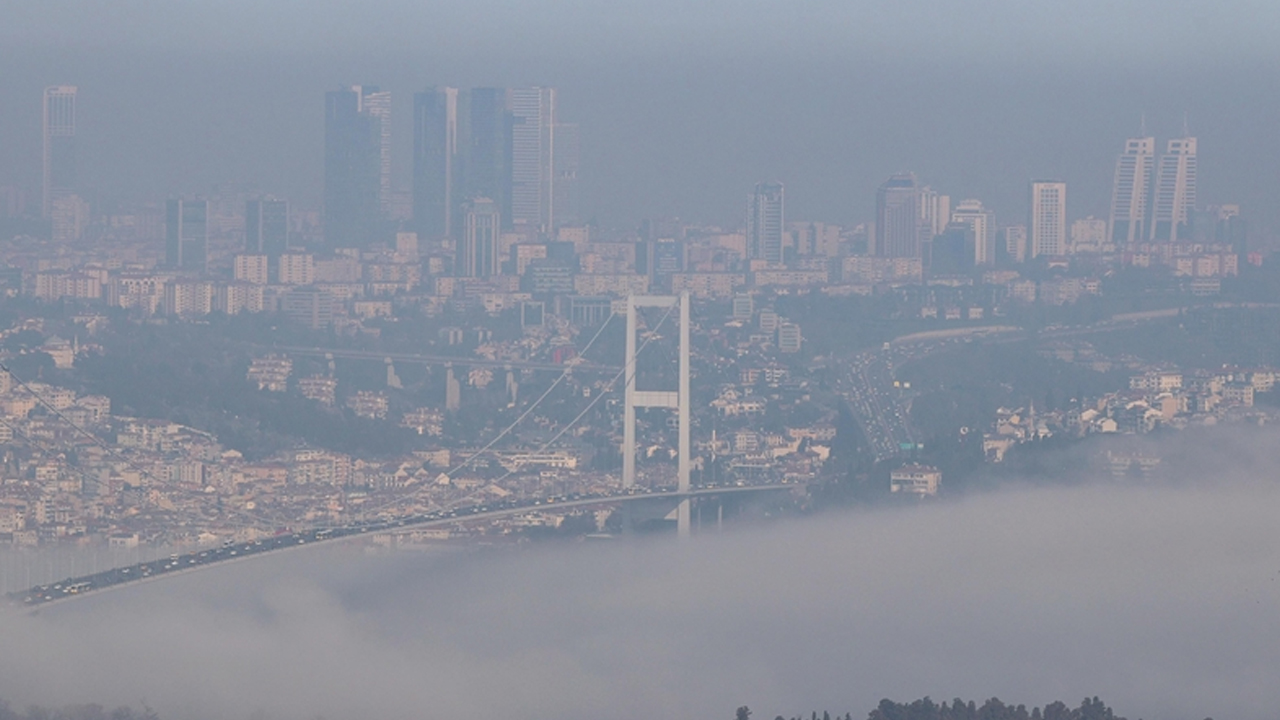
left=6, top=480, right=796, bottom=608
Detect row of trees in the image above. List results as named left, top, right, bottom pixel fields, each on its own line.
left=0, top=702, right=156, bottom=720
left=737, top=696, right=1210, bottom=720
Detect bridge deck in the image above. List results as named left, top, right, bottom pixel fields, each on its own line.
left=6, top=483, right=798, bottom=609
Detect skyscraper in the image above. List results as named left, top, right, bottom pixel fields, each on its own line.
left=246, top=198, right=289, bottom=256
left=552, top=122, right=580, bottom=228
left=42, top=86, right=77, bottom=218
left=1029, top=181, right=1067, bottom=258
left=324, top=86, right=387, bottom=247
left=920, top=187, right=951, bottom=239
left=509, top=87, right=556, bottom=232
left=166, top=199, right=208, bottom=273
left=746, top=182, right=785, bottom=264
left=1150, top=136, right=1197, bottom=242
left=462, top=88, right=513, bottom=230
left=951, top=199, right=995, bottom=265
left=362, top=88, right=393, bottom=214
left=460, top=198, right=501, bottom=277
left=412, top=87, right=458, bottom=240
left=876, top=173, right=924, bottom=258
left=1108, top=135, right=1155, bottom=245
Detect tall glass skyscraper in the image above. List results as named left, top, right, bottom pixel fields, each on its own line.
left=1150, top=136, right=1196, bottom=242
left=1108, top=135, right=1155, bottom=245
left=509, top=87, right=556, bottom=232
left=552, top=122, right=580, bottom=228
left=246, top=198, right=289, bottom=256
left=876, top=173, right=924, bottom=258
left=166, top=199, right=208, bottom=273
left=324, top=86, right=388, bottom=247
left=746, top=182, right=785, bottom=263
left=462, top=88, right=513, bottom=231
left=412, top=87, right=458, bottom=240
left=42, top=86, right=77, bottom=218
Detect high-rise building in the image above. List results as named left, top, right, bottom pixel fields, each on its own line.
left=362, top=89, right=393, bottom=214
left=920, top=188, right=951, bottom=239
left=876, top=173, right=924, bottom=258
left=929, top=222, right=974, bottom=274
left=166, top=199, right=208, bottom=273
left=552, top=122, right=580, bottom=228
left=1029, top=181, right=1067, bottom=258
left=509, top=87, right=556, bottom=232
left=746, top=182, right=785, bottom=264
left=1150, top=136, right=1196, bottom=242
left=412, top=87, right=458, bottom=240
left=462, top=88, right=513, bottom=230
left=951, top=199, right=995, bottom=265
left=42, top=86, right=77, bottom=218
left=246, top=198, right=289, bottom=256
left=460, top=198, right=501, bottom=277
left=1002, top=225, right=1027, bottom=264
left=1108, top=135, right=1155, bottom=245
left=324, top=86, right=387, bottom=247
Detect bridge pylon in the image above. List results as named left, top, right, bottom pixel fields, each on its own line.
left=622, top=293, right=692, bottom=538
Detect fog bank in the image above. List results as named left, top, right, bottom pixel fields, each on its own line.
left=2, top=468, right=1279, bottom=719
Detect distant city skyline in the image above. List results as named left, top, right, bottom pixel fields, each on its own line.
left=0, top=82, right=1256, bottom=259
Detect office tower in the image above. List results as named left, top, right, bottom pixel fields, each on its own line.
left=324, top=86, right=387, bottom=247
left=460, top=198, right=500, bottom=277
left=509, top=87, right=556, bottom=232
left=1150, top=136, right=1197, bottom=242
left=1108, top=135, right=1155, bottom=245
left=362, top=89, right=393, bottom=213
left=929, top=222, right=974, bottom=274
left=920, top=188, right=951, bottom=239
left=246, top=198, right=289, bottom=255
left=876, top=173, right=924, bottom=258
left=746, top=181, right=785, bottom=264
left=462, top=88, right=513, bottom=229
left=552, top=122, right=580, bottom=228
left=1002, top=225, right=1027, bottom=264
left=1029, top=181, right=1067, bottom=258
left=412, top=87, right=458, bottom=240
left=951, top=199, right=995, bottom=265
left=50, top=194, right=89, bottom=243
left=42, top=86, right=77, bottom=218
left=166, top=199, right=208, bottom=273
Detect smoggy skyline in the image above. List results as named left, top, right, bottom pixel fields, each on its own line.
left=2, top=1, right=1278, bottom=232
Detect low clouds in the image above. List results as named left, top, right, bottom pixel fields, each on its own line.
left=3, top=443, right=1280, bottom=720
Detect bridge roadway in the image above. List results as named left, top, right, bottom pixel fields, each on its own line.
left=271, top=345, right=622, bottom=373
left=6, top=482, right=797, bottom=609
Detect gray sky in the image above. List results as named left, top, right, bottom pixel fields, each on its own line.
left=2, top=0, right=1278, bottom=232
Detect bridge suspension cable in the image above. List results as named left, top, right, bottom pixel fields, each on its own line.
left=354, top=310, right=622, bottom=517
left=356, top=300, right=681, bottom=521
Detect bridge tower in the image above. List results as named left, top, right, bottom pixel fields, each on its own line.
left=622, top=293, right=692, bottom=538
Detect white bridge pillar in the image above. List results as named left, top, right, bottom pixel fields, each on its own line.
left=622, top=293, right=692, bottom=538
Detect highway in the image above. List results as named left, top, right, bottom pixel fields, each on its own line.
left=270, top=345, right=622, bottom=373
left=5, top=482, right=797, bottom=609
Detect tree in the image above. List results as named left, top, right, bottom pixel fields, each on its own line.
left=737, top=707, right=752, bottom=720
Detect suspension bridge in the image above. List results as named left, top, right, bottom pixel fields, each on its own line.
left=3, top=294, right=812, bottom=609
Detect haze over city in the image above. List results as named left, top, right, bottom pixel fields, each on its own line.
left=2, top=2, right=1280, bottom=719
